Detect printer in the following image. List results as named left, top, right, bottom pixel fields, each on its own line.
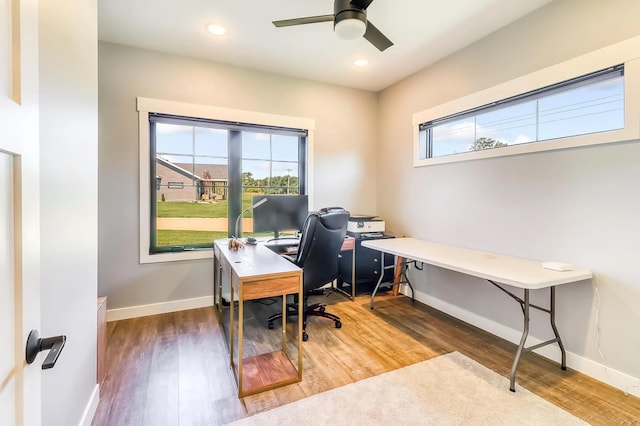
left=347, top=215, right=385, bottom=237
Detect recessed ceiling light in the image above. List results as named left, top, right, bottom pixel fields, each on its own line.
left=354, top=59, right=368, bottom=67
left=206, top=24, right=227, bottom=36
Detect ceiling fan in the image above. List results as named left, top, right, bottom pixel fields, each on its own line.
left=272, top=0, right=393, bottom=52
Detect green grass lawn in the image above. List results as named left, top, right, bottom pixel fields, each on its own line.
left=156, top=194, right=257, bottom=218
left=156, top=230, right=228, bottom=245
left=156, top=194, right=261, bottom=246
left=156, top=201, right=229, bottom=218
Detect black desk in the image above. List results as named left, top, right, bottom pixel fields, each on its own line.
left=337, top=233, right=395, bottom=297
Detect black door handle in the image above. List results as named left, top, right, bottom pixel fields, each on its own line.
left=25, top=329, right=66, bottom=370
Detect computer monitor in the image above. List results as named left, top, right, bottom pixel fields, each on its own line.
left=252, top=194, right=309, bottom=238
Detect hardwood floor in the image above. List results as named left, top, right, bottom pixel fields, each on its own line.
left=92, top=292, right=640, bottom=425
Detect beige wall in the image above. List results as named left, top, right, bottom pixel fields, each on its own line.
left=378, top=0, right=640, bottom=391
left=98, top=42, right=378, bottom=309
left=98, top=0, right=640, bottom=394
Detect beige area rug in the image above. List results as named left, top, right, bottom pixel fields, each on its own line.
left=227, top=352, right=587, bottom=426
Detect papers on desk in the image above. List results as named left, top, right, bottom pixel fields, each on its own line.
left=542, top=261, right=574, bottom=271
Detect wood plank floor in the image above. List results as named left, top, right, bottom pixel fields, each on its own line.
left=92, top=293, right=640, bottom=426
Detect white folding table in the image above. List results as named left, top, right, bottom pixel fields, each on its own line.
left=362, top=237, right=592, bottom=392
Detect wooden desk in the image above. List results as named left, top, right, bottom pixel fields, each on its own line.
left=213, top=239, right=303, bottom=397
left=362, top=237, right=593, bottom=392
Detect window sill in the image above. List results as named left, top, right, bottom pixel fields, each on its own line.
left=414, top=128, right=637, bottom=167
left=140, top=248, right=213, bottom=264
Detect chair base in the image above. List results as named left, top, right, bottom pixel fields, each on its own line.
left=267, top=302, right=341, bottom=341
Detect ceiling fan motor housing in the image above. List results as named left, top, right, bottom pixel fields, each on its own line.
left=334, top=0, right=367, bottom=39
left=271, top=0, right=391, bottom=51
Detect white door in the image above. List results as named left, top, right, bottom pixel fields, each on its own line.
left=0, top=0, right=42, bottom=425
left=0, top=153, right=20, bottom=425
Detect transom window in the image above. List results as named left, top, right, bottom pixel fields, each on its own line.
left=418, top=65, right=624, bottom=159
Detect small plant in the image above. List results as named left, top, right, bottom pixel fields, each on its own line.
left=161, top=193, right=166, bottom=202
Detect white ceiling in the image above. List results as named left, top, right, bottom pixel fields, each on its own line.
left=98, top=0, right=552, bottom=92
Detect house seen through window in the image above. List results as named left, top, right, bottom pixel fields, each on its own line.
left=150, top=114, right=307, bottom=253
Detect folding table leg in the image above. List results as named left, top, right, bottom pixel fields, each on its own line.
left=510, top=289, right=530, bottom=392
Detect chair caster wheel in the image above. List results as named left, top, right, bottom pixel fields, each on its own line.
left=335, top=321, right=342, bottom=329
left=267, top=321, right=274, bottom=330
left=302, top=332, right=309, bottom=342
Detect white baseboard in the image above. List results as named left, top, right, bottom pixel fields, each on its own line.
left=409, top=287, right=640, bottom=398
left=78, top=384, right=100, bottom=426
left=106, top=295, right=214, bottom=322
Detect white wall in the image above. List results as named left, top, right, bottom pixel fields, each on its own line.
left=39, top=1, right=99, bottom=425
left=377, top=0, right=640, bottom=394
left=98, top=43, right=378, bottom=310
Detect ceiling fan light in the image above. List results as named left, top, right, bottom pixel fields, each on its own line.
left=335, top=18, right=366, bottom=40
left=206, top=24, right=227, bottom=36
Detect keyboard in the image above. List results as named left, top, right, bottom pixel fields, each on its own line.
left=264, top=237, right=300, bottom=255
left=265, top=236, right=299, bottom=246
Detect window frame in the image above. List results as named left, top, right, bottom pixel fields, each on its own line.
left=412, top=36, right=640, bottom=167
left=137, top=97, right=316, bottom=264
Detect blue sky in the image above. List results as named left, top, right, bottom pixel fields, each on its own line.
left=429, top=74, right=624, bottom=157
left=156, top=124, right=299, bottom=179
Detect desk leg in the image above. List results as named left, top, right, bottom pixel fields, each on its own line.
left=281, top=294, right=287, bottom=352
left=238, top=289, right=244, bottom=395
left=489, top=282, right=567, bottom=392
left=401, top=261, right=415, bottom=302
left=370, top=251, right=386, bottom=309
left=550, top=286, right=567, bottom=370
left=351, top=247, right=356, bottom=300
left=370, top=254, right=415, bottom=309
left=510, top=289, right=530, bottom=392
left=229, top=285, right=235, bottom=369
left=392, top=256, right=403, bottom=296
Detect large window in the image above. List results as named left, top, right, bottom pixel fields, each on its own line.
left=413, top=37, right=640, bottom=167
left=150, top=115, right=307, bottom=254
left=138, top=98, right=315, bottom=263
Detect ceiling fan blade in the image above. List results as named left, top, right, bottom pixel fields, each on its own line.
left=363, top=20, right=393, bottom=51
left=350, top=0, right=374, bottom=10
left=272, top=15, right=334, bottom=28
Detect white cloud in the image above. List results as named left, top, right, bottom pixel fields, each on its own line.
left=511, top=134, right=533, bottom=145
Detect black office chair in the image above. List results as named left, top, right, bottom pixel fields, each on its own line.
left=267, top=207, right=350, bottom=341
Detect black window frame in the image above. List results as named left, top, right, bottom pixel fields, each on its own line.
left=149, top=113, right=308, bottom=254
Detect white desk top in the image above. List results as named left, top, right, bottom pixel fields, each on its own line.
left=362, top=238, right=592, bottom=290
left=215, top=239, right=301, bottom=279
